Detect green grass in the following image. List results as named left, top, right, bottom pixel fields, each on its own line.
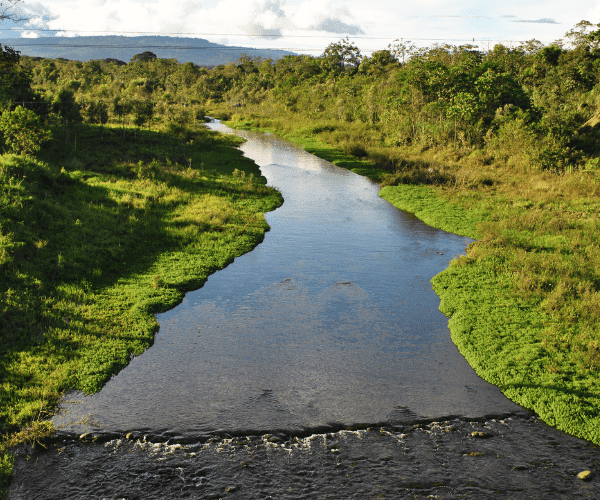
left=384, top=183, right=600, bottom=444
left=0, top=122, right=283, bottom=493
left=221, top=109, right=600, bottom=446
left=379, top=185, right=488, bottom=239
left=223, top=114, right=386, bottom=181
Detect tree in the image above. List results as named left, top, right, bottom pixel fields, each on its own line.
left=104, top=58, right=126, bottom=66
left=52, top=88, right=82, bottom=146
left=40, top=60, right=59, bottom=84
left=85, top=100, right=109, bottom=138
left=112, top=96, right=131, bottom=137
left=236, top=54, right=261, bottom=74
left=370, top=50, right=397, bottom=67
left=387, top=39, right=417, bottom=64
left=85, top=100, right=109, bottom=125
left=565, top=20, right=596, bottom=49
left=359, top=50, right=398, bottom=74
left=539, top=45, right=563, bottom=66
left=130, top=51, right=157, bottom=63
left=446, top=91, right=478, bottom=145
left=52, top=88, right=82, bottom=125
left=0, top=105, right=51, bottom=156
left=519, top=39, right=544, bottom=55
left=321, top=38, right=362, bottom=73
left=0, top=43, right=21, bottom=109
left=1, top=0, right=26, bottom=23
left=1, top=43, right=44, bottom=116
left=131, top=99, right=153, bottom=141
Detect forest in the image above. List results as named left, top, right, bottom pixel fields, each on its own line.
left=2, top=18, right=600, bottom=491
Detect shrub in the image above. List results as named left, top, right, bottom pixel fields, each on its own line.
left=0, top=106, right=51, bottom=156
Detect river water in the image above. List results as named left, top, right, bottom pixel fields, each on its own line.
left=9, top=122, right=600, bottom=498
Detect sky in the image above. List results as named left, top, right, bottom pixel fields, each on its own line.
left=2, top=0, right=600, bottom=55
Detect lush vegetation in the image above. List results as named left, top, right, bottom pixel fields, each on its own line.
left=3, top=17, right=600, bottom=491
left=203, top=25, right=600, bottom=445
left=0, top=44, right=283, bottom=494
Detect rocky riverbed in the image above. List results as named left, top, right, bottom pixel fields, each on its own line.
left=8, top=415, right=600, bottom=499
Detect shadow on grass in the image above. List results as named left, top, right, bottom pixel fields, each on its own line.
left=0, top=122, right=281, bottom=432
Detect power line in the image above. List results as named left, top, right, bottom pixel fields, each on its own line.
left=0, top=26, right=479, bottom=40
left=0, top=27, right=553, bottom=44
left=3, top=42, right=306, bottom=51
left=1, top=27, right=392, bottom=39
left=0, top=40, right=542, bottom=56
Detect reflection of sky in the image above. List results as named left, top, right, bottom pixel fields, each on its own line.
left=52, top=123, right=521, bottom=438
left=1, top=0, right=599, bottom=55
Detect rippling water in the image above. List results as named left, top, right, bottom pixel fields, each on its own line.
left=10, top=122, right=600, bottom=498
left=51, top=121, right=521, bottom=438
left=11, top=417, right=600, bottom=498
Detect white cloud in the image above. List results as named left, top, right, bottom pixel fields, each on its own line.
left=11, top=0, right=600, bottom=54
left=20, top=30, right=41, bottom=38
left=586, top=1, right=600, bottom=24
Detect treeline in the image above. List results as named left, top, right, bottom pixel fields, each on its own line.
left=0, top=49, right=210, bottom=154
left=214, top=22, right=600, bottom=174
left=2, top=21, right=600, bottom=174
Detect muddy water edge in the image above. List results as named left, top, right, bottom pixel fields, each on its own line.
left=7, top=121, right=600, bottom=499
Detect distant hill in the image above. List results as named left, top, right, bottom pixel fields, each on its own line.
left=0, top=35, right=296, bottom=66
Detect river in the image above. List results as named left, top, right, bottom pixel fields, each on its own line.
left=8, top=121, right=600, bottom=498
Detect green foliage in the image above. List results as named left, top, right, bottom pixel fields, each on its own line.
left=131, top=99, right=154, bottom=129
left=0, top=44, right=38, bottom=112
left=84, top=100, right=109, bottom=125
left=52, top=88, right=82, bottom=124
left=0, top=122, right=282, bottom=489
left=0, top=450, right=14, bottom=497
left=359, top=50, right=397, bottom=74
left=379, top=185, right=487, bottom=238
left=130, top=51, right=158, bottom=63
left=321, top=38, right=362, bottom=74
left=0, top=106, right=51, bottom=156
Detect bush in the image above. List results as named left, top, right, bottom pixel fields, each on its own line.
left=0, top=106, right=51, bottom=156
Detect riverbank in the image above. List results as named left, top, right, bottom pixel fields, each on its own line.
left=218, top=111, right=600, bottom=446
left=0, top=123, right=283, bottom=493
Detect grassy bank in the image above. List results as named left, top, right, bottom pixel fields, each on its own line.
left=219, top=110, right=600, bottom=446
left=0, top=122, right=282, bottom=492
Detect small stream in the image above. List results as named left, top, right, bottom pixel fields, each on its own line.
left=9, top=122, right=600, bottom=498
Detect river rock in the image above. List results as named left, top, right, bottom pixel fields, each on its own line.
left=577, top=470, right=593, bottom=481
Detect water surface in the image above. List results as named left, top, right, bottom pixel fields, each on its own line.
left=53, top=121, right=523, bottom=439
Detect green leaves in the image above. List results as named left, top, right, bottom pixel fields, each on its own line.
left=447, top=92, right=478, bottom=123
left=320, top=38, right=362, bottom=74
left=0, top=106, right=51, bottom=156
left=84, top=100, right=109, bottom=126
left=0, top=43, right=37, bottom=110
left=130, top=51, right=158, bottom=63
left=52, top=89, right=82, bottom=124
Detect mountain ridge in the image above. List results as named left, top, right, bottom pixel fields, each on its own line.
left=0, top=35, right=297, bottom=66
